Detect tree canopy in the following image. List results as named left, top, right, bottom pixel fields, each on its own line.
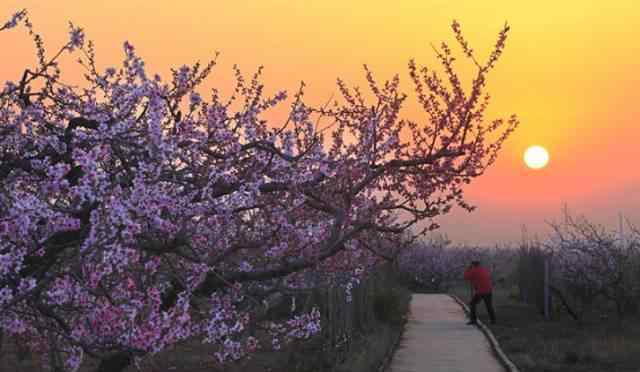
left=0, top=9, right=516, bottom=371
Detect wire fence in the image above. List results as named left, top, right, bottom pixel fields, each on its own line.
left=271, top=263, right=407, bottom=371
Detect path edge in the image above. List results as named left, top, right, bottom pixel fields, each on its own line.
left=449, top=294, right=521, bottom=372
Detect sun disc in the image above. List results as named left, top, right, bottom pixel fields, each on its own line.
left=524, top=145, right=549, bottom=169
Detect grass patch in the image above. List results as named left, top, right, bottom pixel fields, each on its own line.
left=373, top=286, right=412, bottom=325
left=450, top=285, right=640, bottom=372
left=335, top=286, right=410, bottom=372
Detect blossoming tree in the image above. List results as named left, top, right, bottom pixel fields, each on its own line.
left=548, top=212, right=640, bottom=319
left=398, top=236, right=473, bottom=292
left=0, top=9, right=517, bottom=372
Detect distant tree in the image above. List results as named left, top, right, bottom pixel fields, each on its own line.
left=399, top=237, right=517, bottom=292
left=398, top=235, right=465, bottom=291
left=0, top=9, right=516, bottom=372
left=549, top=212, right=640, bottom=319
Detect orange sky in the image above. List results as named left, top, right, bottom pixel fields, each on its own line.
left=2, top=1, right=639, bottom=244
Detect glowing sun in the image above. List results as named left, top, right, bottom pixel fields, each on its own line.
left=524, top=145, right=549, bottom=169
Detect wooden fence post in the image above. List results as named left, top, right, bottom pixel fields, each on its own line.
left=544, top=256, right=550, bottom=320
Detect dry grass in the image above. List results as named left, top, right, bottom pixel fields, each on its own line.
left=334, top=323, right=402, bottom=372
left=450, top=285, right=640, bottom=372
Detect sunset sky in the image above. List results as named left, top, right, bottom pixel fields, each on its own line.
left=2, top=1, right=639, bottom=245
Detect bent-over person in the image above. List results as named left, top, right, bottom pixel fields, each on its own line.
left=463, top=260, right=496, bottom=325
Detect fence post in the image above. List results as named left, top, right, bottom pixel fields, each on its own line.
left=544, top=256, right=550, bottom=320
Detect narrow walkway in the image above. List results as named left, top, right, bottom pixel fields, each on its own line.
left=388, top=294, right=504, bottom=372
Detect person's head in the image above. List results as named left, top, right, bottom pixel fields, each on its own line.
left=471, top=260, right=481, bottom=267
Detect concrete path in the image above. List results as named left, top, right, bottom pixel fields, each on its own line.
left=388, top=294, right=505, bottom=372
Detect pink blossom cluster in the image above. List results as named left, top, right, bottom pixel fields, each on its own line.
left=0, top=10, right=515, bottom=372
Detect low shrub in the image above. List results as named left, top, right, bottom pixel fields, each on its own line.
left=373, top=286, right=410, bottom=325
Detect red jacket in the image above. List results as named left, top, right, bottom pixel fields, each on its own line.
left=463, top=266, right=493, bottom=294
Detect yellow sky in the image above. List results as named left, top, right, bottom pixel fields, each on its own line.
left=2, top=1, right=639, bottom=244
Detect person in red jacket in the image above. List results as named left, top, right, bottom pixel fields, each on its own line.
left=463, top=260, right=496, bottom=325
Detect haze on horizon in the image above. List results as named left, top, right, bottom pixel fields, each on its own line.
left=2, top=0, right=638, bottom=245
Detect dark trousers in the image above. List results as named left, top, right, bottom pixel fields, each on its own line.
left=469, top=292, right=496, bottom=323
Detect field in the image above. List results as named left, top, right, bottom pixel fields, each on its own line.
left=450, top=284, right=640, bottom=372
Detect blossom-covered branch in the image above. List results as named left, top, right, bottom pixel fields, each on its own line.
left=0, top=10, right=517, bottom=372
